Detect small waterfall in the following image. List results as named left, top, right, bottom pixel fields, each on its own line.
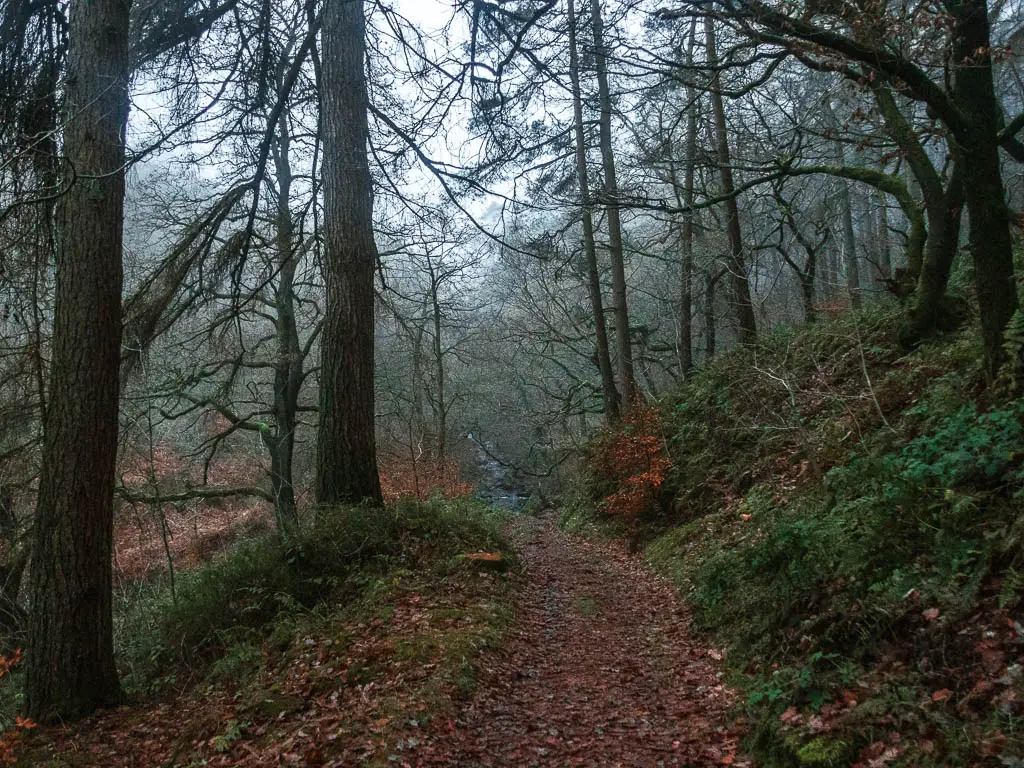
left=471, top=437, right=530, bottom=510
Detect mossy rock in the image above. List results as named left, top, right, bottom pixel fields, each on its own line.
left=793, top=736, right=855, bottom=767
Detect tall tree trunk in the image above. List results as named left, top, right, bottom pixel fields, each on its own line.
left=704, top=16, right=757, bottom=343
left=947, top=0, right=1018, bottom=377
left=821, top=98, right=861, bottom=309
left=840, top=191, right=860, bottom=308
left=316, top=0, right=382, bottom=506
left=567, top=0, right=620, bottom=421
left=267, top=109, right=301, bottom=536
left=26, top=0, right=130, bottom=722
left=591, top=0, right=638, bottom=407
left=873, top=85, right=964, bottom=342
left=876, top=190, right=892, bottom=281
left=800, top=271, right=816, bottom=322
left=425, top=254, right=447, bottom=459
left=677, top=16, right=698, bottom=377
left=705, top=271, right=718, bottom=361
left=411, top=322, right=427, bottom=447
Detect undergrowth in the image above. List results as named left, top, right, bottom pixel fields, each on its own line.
left=117, top=495, right=511, bottom=695
left=16, top=496, right=514, bottom=766
left=568, top=302, right=1024, bottom=767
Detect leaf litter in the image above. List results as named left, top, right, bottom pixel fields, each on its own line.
left=22, top=513, right=748, bottom=767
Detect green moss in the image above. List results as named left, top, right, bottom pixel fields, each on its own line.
left=794, top=736, right=854, bottom=766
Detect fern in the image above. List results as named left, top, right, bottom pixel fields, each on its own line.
left=999, top=309, right=1024, bottom=391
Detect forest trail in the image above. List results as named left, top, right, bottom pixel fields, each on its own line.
left=26, top=512, right=749, bottom=768
left=418, top=514, right=749, bottom=767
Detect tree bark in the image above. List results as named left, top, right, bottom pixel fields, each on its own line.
left=25, top=0, right=130, bottom=721
left=425, top=252, right=447, bottom=459
left=704, top=16, right=757, bottom=343
left=821, top=98, right=861, bottom=309
left=316, top=0, right=383, bottom=506
left=947, top=0, right=1019, bottom=377
left=678, top=16, right=698, bottom=377
left=591, top=0, right=638, bottom=407
left=267, top=107, right=301, bottom=536
left=872, top=85, right=964, bottom=344
left=567, top=0, right=620, bottom=421
left=876, top=190, right=892, bottom=282
left=705, top=270, right=718, bottom=361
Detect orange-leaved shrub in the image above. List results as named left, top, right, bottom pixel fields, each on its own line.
left=592, top=407, right=671, bottom=521
left=0, top=649, right=34, bottom=765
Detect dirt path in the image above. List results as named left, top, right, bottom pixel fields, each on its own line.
left=28, top=514, right=748, bottom=767
left=417, top=514, right=749, bottom=767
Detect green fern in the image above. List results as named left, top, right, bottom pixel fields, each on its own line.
left=999, top=310, right=1024, bottom=391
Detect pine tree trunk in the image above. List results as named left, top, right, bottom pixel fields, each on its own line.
left=704, top=16, right=757, bottom=343
left=316, top=0, right=383, bottom=506
left=25, top=0, right=130, bottom=722
left=591, top=0, right=638, bottom=407
left=567, top=0, right=619, bottom=421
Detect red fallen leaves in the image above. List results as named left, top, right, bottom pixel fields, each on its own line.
left=0, top=651, right=34, bottom=766
left=24, top=515, right=749, bottom=768
left=410, top=516, right=750, bottom=767
left=855, top=738, right=904, bottom=767
left=379, top=453, right=474, bottom=502
left=23, top=573, right=514, bottom=767
left=931, top=688, right=954, bottom=703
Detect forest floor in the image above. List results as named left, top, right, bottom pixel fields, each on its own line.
left=23, top=510, right=747, bottom=767
left=418, top=512, right=748, bottom=767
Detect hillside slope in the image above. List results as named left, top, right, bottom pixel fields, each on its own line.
left=564, top=304, right=1024, bottom=767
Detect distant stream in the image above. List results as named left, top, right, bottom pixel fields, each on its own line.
left=472, top=438, right=530, bottom=511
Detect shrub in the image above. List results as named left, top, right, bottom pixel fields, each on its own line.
left=590, top=407, right=671, bottom=523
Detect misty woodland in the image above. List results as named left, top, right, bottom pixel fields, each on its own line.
left=2, top=0, right=1024, bottom=765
